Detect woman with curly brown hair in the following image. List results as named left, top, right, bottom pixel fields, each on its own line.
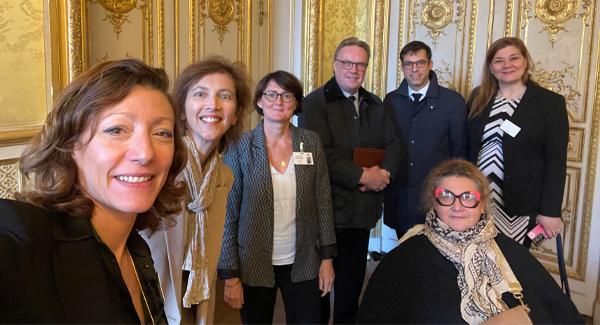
left=0, top=59, right=187, bottom=323
left=143, top=55, right=252, bottom=325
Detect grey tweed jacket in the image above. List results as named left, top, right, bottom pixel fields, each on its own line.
left=217, top=121, right=336, bottom=287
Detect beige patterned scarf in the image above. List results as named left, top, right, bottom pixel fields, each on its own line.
left=181, top=135, right=220, bottom=308
left=400, top=210, right=525, bottom=325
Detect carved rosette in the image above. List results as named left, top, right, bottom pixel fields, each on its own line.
left=98, top=0, right=138, bottom=39
left=534, top=0, right=578, bottom=45
left=421, top=0, right=453, bottom=43
left=200, top=0, right=240, bottom=44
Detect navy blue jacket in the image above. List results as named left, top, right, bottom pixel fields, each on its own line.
left=383, top=71, right=467, bottom=235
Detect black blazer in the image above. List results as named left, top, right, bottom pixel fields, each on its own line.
left=0, top=199, right=165, bottom=323
left=466, top=82, right=568, bottom=218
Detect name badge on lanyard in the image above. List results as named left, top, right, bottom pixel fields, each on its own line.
left=292, top=142, right=314, bottom=165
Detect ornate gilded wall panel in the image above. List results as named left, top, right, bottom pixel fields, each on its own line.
left=0, top=1, right=84, bottom=146
left=302, top=0, right=389, bottom=97
left=531, top=167, right=579, bottom=267
left=395, top=0, right=472, bottom=95
left=0, top=0, right=47, bottom=146
left=194, top=0, right=251, bottom=67
left=88, top=0, right=164, bottom=68
left=0, top=159, right=21, bottom=200
left=568, top=128, right=584, bottom=163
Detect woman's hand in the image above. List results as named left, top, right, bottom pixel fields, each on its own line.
left=536, top=214, right=564, bottom=238
left=319, top=259, right=334, bottom=297
left=224, top=277, right=244, bottom=309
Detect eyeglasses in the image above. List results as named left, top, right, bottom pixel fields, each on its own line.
left=402, top=60, right=429, bottom=69
left=335, top=60, right=368, bottom=71
left=263, top=91, right=295, bottom=103
left=434, top=187, right=481, bottom=208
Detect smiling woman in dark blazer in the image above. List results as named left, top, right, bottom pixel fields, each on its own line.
left=466, top=37, right=568, bottom=246
left=217, top=70, right=336, bottom=324
left=0, top=59, right=187, bottom=323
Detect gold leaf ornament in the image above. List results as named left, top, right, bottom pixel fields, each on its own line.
left=207, top=0, right=236, bottom=43
left=421, top=0, right=453, bottom=43
left=534, top=0, right=578, bottom=45
left=98, top=0, right=138, bottom=39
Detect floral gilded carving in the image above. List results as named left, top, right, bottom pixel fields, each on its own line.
left=533, top=0, right=578, bottom=45
left=531, top=61, right=581, bottom=122
left=97, top=0, right=138, bottom=39
left=199, top=0, right=241, bottom=44
left=433, top=61, right=456, bottom=91
left=417, top=0, right=465, bottom=45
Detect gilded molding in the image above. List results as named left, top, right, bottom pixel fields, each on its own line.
left=396, top=0, right=406, bottom=87
left=141, top=2, right=153, bottom=65
left=487, top=0, right=495, bottom=48
left=158, top=0, right=164, bottom=67
left=533, top=0, right=579, bottom=45
left=98, top=0, right=137, bottom=38
left=370, top=0, right=389, bottom=98
left=191, top=0, right=197, bottom=63
left=199, top=0, right=241, bottom=44
left=240, top=0, right=252, bottom=74
left=0, top=159, right=20, bottom=200
left=518, top=0, right=532, bottom=33
left=567, top=128, right=585, bottom=162
left=464, top=0, right=477, bottom=95
left=302, top=0, right=323, bottom=94
left=531, top=62, right=582, bottom=122
left=505, top=0, right=514, bottom=36
left=576, top=28, right=600, bottom=280
left=420, top=0, right=450, bottom=43
left=408, top=0, right=415, bottom=39
left=67, top=0, right=87, bottom=80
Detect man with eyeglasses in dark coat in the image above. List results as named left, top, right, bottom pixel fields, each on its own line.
left=299, top=37, right=402, bottom=324
left=383, top=40, right=467, bottom=239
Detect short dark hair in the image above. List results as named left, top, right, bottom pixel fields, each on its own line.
left=334, top=37, right=371, bottom=61
left=253, top=70, right=304, bottom=116
left=400, top=40, right=432, bottom=62
left=18, top=59, right=187, bottom=231
left=173, top=55, right=251, bottom=151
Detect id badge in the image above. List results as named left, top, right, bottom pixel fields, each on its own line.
left=293, top=152, right=313, bottom=165
left=500, top=119, right=521, bottom=137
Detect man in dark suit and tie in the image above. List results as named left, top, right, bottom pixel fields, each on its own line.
left=299, top=37, right=402, bottom=324
left=383, top=40, right=467, bottom=238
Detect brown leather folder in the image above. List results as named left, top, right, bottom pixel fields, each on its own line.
left=352, top=147, right=385, bottom=168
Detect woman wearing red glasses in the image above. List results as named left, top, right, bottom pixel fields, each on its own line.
left=358, top=159, right=581, bottom=324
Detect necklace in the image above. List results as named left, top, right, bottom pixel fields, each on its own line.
left=280, top=160, right=286, bottom=167
left=128, top=250, right=156, bottom=325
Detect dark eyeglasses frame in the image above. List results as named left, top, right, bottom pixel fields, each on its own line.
left=335, top=59, right=368, bottom=71
left=402, top=60, right=429, bottom=69
left=262, top=91, right=295, bottom=103
left=434, top=187, right=481, bottom=208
